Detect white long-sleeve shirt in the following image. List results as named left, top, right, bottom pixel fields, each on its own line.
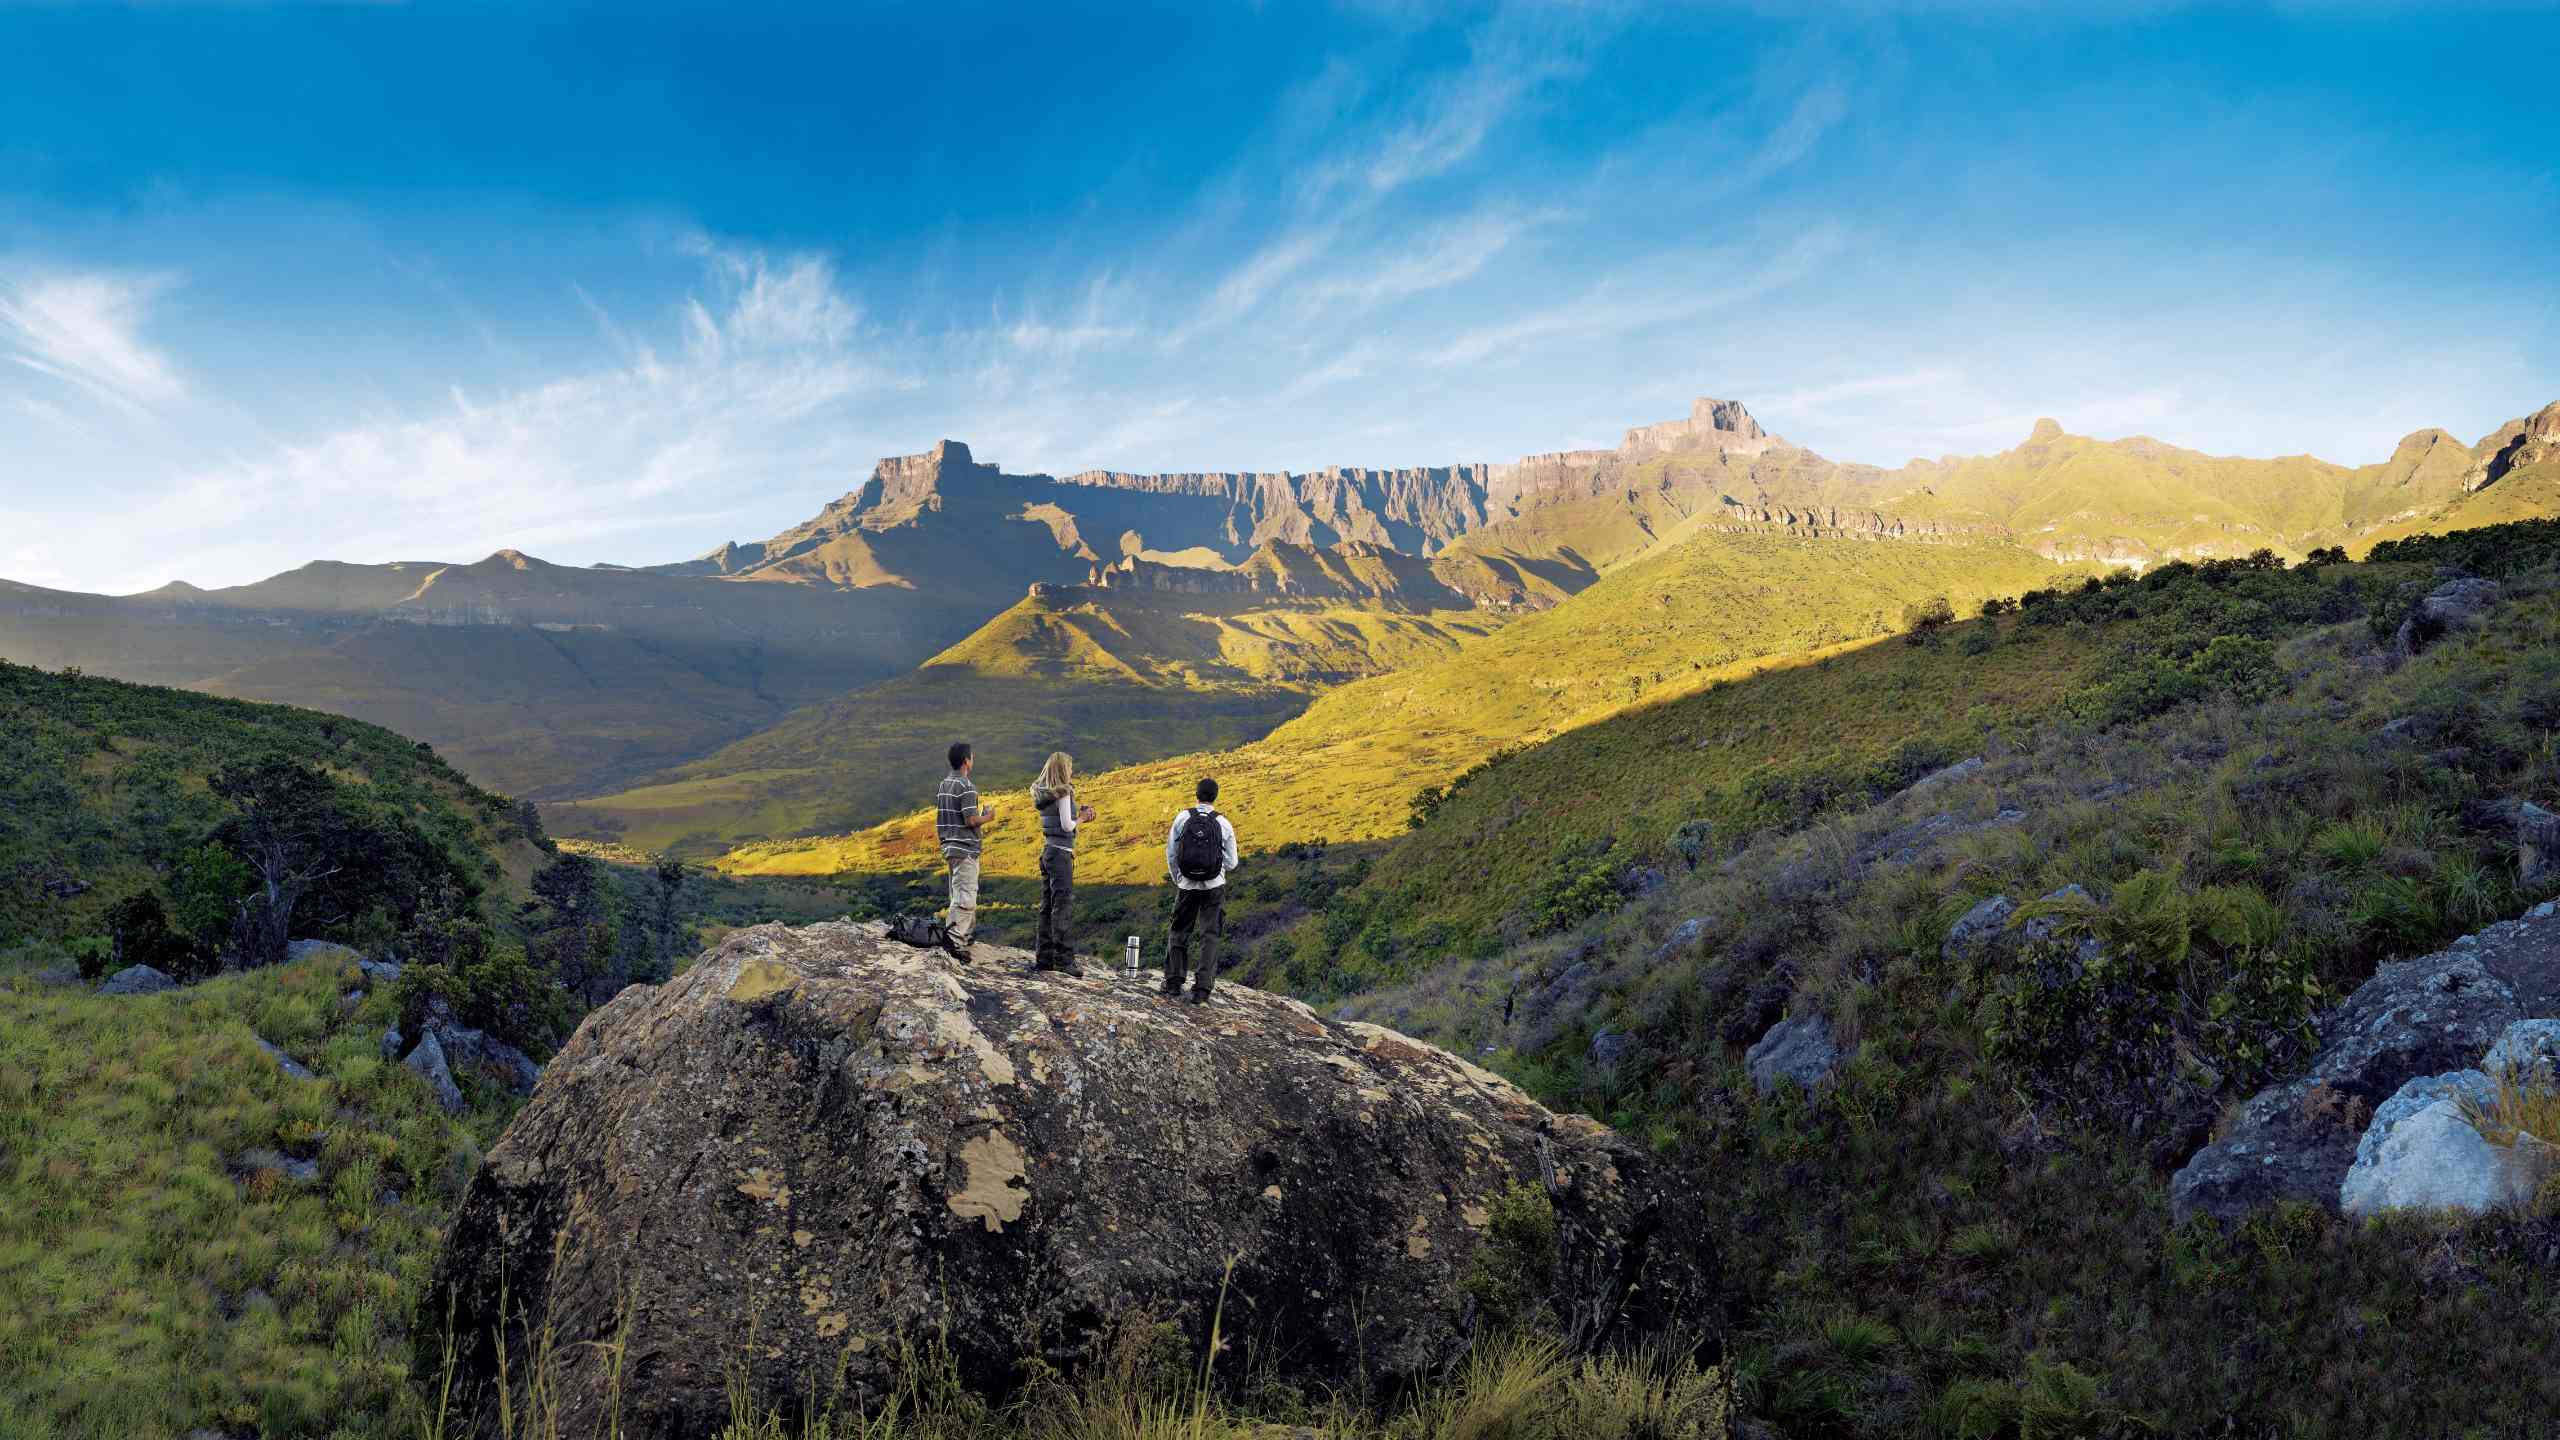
left=1165, top=805, right=1239, bottom=890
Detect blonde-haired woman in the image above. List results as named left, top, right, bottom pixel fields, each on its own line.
left=1029, top=752, right=1096, bottom=975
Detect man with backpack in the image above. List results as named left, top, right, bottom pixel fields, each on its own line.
left=935, top=741, right=998, bottom=959
left=1161, top=776, right=1238, bottom=1004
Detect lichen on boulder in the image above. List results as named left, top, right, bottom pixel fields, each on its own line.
left=424, top=921, right=1713, bottom=1438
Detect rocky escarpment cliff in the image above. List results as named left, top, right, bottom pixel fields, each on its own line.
left=425, top=922, right=1712, bottom=1437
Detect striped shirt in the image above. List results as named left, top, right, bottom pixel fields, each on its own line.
left=935, top=770, right=983, bottom=855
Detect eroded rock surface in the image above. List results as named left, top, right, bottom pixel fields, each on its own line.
left=2170, top=903, right=2560, bottom=1224
left=426, top=922, right=1711, bottom=1438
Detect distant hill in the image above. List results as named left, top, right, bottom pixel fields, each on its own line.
left=718, top=524, right=2085, bottom=885
left=550, top=538, right=1559, bottom=853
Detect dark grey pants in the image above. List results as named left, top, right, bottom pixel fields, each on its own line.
left=1165, top=885, right=1225, bottom=996
left=1035, top=845, right=1076, bottom=968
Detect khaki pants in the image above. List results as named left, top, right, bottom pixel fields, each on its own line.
left=943, top=847, right=980, bottom=944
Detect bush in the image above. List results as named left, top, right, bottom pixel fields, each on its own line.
left=1902, top=596, right=1956, bottom=645
left=104, top=893, right=190, bottom=981
left=1463, top=1182, right=1560, bottom=1333
left=64, top=935, right=114, bottom=984
left=2188, top=634, right=2287, bottom=704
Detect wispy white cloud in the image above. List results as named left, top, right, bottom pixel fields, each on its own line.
left=88, top=242, right=884, bottom=593
left=0, top=269, right=185, bottom=415
left=1427, top=223, right=1850, bottom=368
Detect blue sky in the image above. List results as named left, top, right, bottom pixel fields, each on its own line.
left=2, top=1, right=2555, bottom=594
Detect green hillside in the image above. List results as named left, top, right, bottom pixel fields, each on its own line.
left=720, top=530, right=2083, bottom=886
left=1269, top=520, right=2560, bottom=1433
left=0, top=660, right=547, bottom=951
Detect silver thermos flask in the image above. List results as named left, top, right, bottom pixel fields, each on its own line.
left=1125, top=935, right=1142, bottom=974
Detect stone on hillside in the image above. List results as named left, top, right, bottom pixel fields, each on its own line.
left=431, top=1017, right=543, bottom=1097
left=2169, top=917, right=2547, bottom=1224
left=97, top=965, right=174, bottom=997
left=240, top=1147, right=322, bottom=1185
left=381, top=1026, right=405, bottom=1063
left=426, top=922, right=1712, bottom=1437
left=1621, top=865, right=1668, bottom=897
left=1747, top=1013, right=1841, bottom=1095
left=2338, top=1070, right=2520, bottom=1217
left=359, top=957, right=405, bottom=986
left=1901, top=755, right=1984, bottom=800
left=1943, top=895, right=2016, bottom=966
left=286, top=938, right=359, bottom=966
left=1589, top=1029, right=1632, bottom=1070
left=2482, top=1019, right=2560, bottom=1078
left=2395, top=577, right=2500, bottom=657
left=405, top=1031, right=466, bottom=1114
left=2375, top=716, right=2419, bottom=746
left=1653, top=917, right=1709, bottom=964
left=254, top=1037, right=318, bottom=1082
left=2520, top=803, right=2560, bottom=890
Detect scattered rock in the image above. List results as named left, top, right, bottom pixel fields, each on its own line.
left=239, top=1147, right=322, bottom=1185
left=359, top=957, right=404, bottom=986
left=1652, top=917, right=1709, bottom=964
left=285, top=938, right=360, bottom=967
left=96, top=965, right=174, bottom=997
left=433, top=1020, right=543, bottom=1097
left=404, top=1031, right=466, bottom=1114
left=381, top=1026, right=405, bottom=1063
left=1901, top=755, right=1984, bottom=800
left=1943, top=895, right=2016, bottom=966
left=1747, top=1013, right=1841, bottom=1095
left=42, top=876, right=91, bottom=900
left=2482, top=1018, right=2560, bottom=1077
left=1589, top=1029, right=1632, bottom=1070
left=29, top=964, right=82, bottom=987
left=254, top=1037, right=318, bottom=1082
left=2375, top=716, right=2419, bottom=746
left=2521, top=803, right=2560, bottom=890
left=427, top=922, right=1714, bottom=1435
left=2396, top=577, right=2500, bottom=656
left=1620, top=865, right=1668, bottom=897
left=2168, top=910, right=2560, bottom=1224
left=2338, top=1071, right=2517, bottom=1217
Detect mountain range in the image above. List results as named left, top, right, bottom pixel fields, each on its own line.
left=7, top=393, right=2557, bottom=851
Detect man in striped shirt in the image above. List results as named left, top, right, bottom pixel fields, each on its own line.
left=935, top=741, right=998, bottom=958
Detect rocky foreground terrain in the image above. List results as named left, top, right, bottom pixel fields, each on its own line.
left=428, top=922, right=1714, bottom=1438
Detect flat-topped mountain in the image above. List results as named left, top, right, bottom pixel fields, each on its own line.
left=9, top=392, right=2558, bottom=815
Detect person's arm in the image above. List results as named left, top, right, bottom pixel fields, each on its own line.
left=962, top=781, right=994, bottom=828
left=1166, top=814, right=1183, bottom=881
left=1221, top=816, right=1239, bottom=874
left=1056, top=794, right=1078, bottom=834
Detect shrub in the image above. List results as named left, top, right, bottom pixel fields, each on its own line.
left=64, top=935, right=114, bottom=984
left=1902, top=596, right=1956, bottom=645
left=1464, top=1182, right=1560, bottom=1333
left=104, top=892, right=189, bottom=980
left=2187, top=634, right=2287, bottom=704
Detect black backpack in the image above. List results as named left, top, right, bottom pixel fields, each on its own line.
left=887, top=913, right=948, bottom=949
left=1175, top=809, right=1225, bottom=883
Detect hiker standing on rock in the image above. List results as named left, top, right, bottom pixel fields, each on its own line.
left=935, top=742, right=997, bottom=960
left=1029, top=751, right=1095, bottom=976
left=1161, top=776, right=1238, bottom=1004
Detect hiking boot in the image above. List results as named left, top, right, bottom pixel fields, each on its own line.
left=1156, top=982, right=1184, bottom=999
left=942, top=936, right=974, bottom=962
left=1183, top=988, right=1211, bottom=1005
left=1034, top=959, right=1085, bottom=978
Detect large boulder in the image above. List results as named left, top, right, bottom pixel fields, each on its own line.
left=404, top=1031, right=465, bottom=1114
left=2170, top=906, right=2560, bottom=1224
left=425, top=922, right=1713, bottom=1438
left=2338, top=1071, right=2518, bottom=1217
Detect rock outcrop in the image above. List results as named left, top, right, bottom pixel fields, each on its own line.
left=426, top=923, right=1713, bottom=1438
left=1747, top=1014, right=1842, bottom=1095
left=2336, top=1071, right=2514, bottom=1217
left=2170, top=903, right=2560, bottom=1224
left=97, top=964, right=174, bottom=997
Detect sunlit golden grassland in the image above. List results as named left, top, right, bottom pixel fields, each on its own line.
left=0, top=947, right=499, bottom=1440
left=719, top=534, right=2083, bottom=887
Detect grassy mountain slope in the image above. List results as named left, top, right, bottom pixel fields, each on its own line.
left=719, top=531, right=2083, bottom=886
left=0, top=660, right=545, bottom=947
left=553, top=580, right=1517, bottom=854
left=2351, top=457, right=2560, bottom=554
left=1276, top=521, right=2560, bottom=1434
left=0, top=950, right=504, bottom=1439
